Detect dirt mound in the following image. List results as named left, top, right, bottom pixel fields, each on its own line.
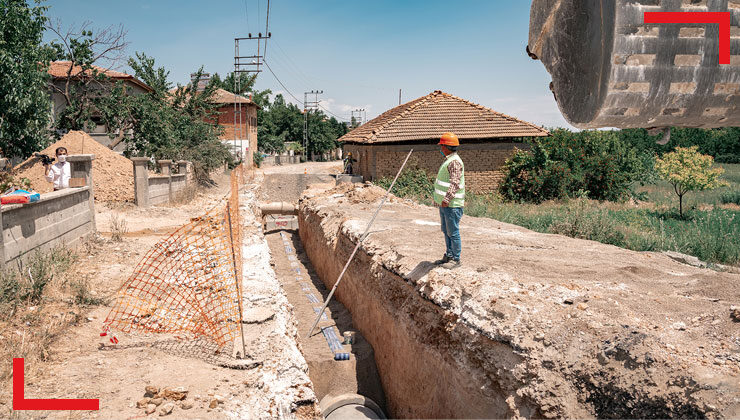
left=13, top=131, right=134, bottom=202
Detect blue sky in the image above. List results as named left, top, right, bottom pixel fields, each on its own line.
left=43, top=0, right=572, bottom=128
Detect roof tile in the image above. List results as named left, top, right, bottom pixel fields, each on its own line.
left=339, top=90, right=549, bottom=144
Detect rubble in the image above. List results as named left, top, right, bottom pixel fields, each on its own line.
left=298, top=183, right=740, bottom=419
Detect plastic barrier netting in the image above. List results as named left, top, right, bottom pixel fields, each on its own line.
left=101, top=165, right=248, bottom=349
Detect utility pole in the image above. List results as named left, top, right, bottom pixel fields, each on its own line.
left=233, top=0, right=271, bottom=164
left=399, top=89, right=402, bottom=105
left=351, top=108, right=366, bottom=128
left=303, top=90, right=322, bottom=161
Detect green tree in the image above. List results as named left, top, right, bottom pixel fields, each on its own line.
left=210, top=71, right=257, bottom=95
left=655, top=146, right=727, bottom=217
left=0, top=0, right=53, bottom=158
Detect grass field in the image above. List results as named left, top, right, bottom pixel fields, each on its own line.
left=378, top=164, right=740, bottom=266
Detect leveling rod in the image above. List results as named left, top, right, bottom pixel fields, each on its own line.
left=306, top=149, right=414, bottom=339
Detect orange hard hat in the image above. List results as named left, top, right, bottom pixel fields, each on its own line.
left=439, top=132, right=459, bottom=146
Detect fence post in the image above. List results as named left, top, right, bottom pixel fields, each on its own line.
left=132, top=157, right=150, bottom=207
left=158, top=160, right=173, bottom=203
left=67, top=154, right=96, bottom=232
left=176, top=160, right=190, bottom=186
left=0, top=202, right=5, bottom=269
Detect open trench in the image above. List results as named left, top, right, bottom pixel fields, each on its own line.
left=259, top=172, right=387, bottom=419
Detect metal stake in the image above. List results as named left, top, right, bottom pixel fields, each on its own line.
left=226, top=199, right=248, bottom=359
left=306, top=149, right=414, bottom=339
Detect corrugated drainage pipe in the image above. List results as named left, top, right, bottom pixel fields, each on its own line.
left=260, top=202, right=298, bottom=216
left=320, top=394, right=386, bottom=420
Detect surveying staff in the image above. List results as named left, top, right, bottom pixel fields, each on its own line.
left=433, top=132, right=464, bottom=269
left=44, top=147, right=70, bottom=191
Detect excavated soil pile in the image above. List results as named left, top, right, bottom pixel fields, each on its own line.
left=13, top=131, right=135, bottom=202
left=298, top=183, right=740, bottom=419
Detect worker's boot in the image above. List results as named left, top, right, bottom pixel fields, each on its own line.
left=440, top=259, right=461, bottom=270
left=434, top=255, right=451, bottom=265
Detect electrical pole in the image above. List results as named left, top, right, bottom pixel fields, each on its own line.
left=351, top=108, right=366, bottom=128
left=233, top=0, right=271, bottom=166
left=399, top=89, right=402, bottom=105
left=303, top=90, right=322, bottom=161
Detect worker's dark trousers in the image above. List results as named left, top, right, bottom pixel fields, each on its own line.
left=439, top=207, right=463, bottom=261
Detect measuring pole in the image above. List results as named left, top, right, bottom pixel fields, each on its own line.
left=226, top=200, right=248, bottom=359
left=306, top=149, right=414, bottom=339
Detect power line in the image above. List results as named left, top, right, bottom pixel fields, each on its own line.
left=263, top=59, right=304, bottom=106
left=318, top=104, right=350, bottom=122
left=243, top=0, right=251, bottom=34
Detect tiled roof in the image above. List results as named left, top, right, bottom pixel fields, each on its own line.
left=211, top=88, right=256, bottom=105
left=338, top=90, right=549, bottom=144
left=169, top=87, right=256, bottom=106
left=48, top=61, right=152, bottom=92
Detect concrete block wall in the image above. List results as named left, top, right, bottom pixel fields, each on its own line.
left=132, top=158, right=193, bottom=207
left=343, top=142, right=528, bottom=193
left=0, top=154, right=95, bottom=267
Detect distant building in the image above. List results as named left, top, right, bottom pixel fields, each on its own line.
left=47, top=61, right=153, bottom=150
left=338, top=90, right=550, bottom=193
left=186, top=73, right=259, bottom=166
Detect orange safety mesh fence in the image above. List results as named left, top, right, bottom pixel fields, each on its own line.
left=101, top=164, right=249, bottom=349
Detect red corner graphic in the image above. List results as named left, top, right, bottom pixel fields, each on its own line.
left=12, top=358, right=99, bottom=411
left=644, top=12, right=731, bottom=65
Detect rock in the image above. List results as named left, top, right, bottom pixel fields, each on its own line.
left=563, top=299, right=574, bottom=305
left=158, top=402, right=175, bottom=416
left=136, top=398, right=151, bottom=408
left=209, top=399, right=219, bottom=409
left=213, top=394, right=225, bottom=404
left=145, top=404, right=157, bottom=414
left=181, top=401, right=194, bottom=410
left=163, top=387, right=188, bottom=401
left=243, top=307, right=275, bottom=324
left=150, top=398, right=164, bottom=406
left=671, top=322, right=687, bottom=331
left=577, top=303, right=589, bottom=311
left=731, top=306, right=740, bottom=322
left=535, top=332, right=545, bottom=341
left=144, top=386, right=159, bottom=398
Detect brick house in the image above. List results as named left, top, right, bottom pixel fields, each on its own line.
left=176, top=73, right=259, bottom=166
left=48, top=61, right=153, bottom=150
left=206, top=88, right=258, bottom=165
left=339, top=91, right=550, bottom=193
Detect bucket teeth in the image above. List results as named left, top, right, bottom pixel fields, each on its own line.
left=529, top=0, right=740, bottom=129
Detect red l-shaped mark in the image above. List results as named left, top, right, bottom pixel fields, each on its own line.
left=644, top=12, right=731, bottom=65
left=12, top=358, right=99, bottom=411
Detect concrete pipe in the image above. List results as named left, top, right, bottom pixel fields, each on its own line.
left=260, top=202, right=298, bottom=216
left=320, top=394, right=386, bottom=420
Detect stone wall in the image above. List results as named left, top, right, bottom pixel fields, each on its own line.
left=1, top=155, right=95, bottom=266
left=132, top=159, right=192, bottom=207
left=342, top=142, right=527, bottom=193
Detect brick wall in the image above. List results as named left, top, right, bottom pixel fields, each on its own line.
left=343, top=142, right=527, bottom=193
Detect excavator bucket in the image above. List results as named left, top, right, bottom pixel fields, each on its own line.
left=528, top=0, right=740, bottom=130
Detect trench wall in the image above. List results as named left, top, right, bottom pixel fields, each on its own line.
left=298, top=208, right=534, bottom=418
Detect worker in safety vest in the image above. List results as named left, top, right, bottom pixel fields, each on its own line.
left=433, top=132, right=464, bottom=269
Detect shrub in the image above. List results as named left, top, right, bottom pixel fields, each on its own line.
left=253, top=152, right=264, bottom=168
left=500, top=129, right=652, bottom=203
left=720, top=190, right=740, bottom=205
left=375, top=167, right=434, bottom=202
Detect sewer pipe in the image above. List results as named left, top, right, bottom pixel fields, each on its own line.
left=260, top=202, right=298, bottom=216
left=320, top=394, right=386, bottom=420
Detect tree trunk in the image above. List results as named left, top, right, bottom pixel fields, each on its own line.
left=679, top=194, right=684, bottom=218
